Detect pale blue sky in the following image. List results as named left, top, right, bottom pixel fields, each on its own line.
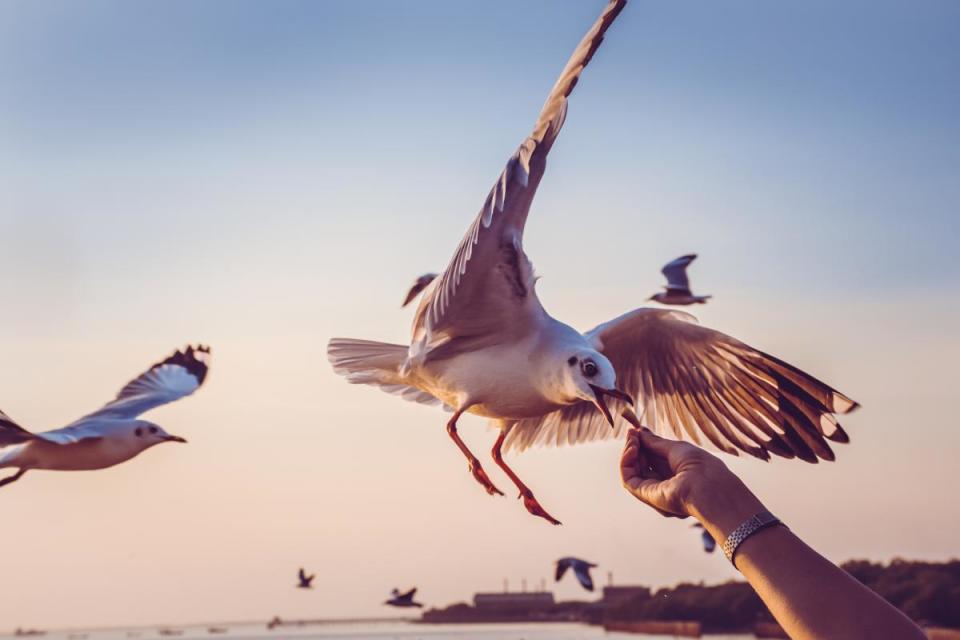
left=0, top=0, right=958, bottom=629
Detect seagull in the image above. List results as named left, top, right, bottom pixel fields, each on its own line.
left=328, top=0, right=857, bottom=525
left=402, top=273, right=439, bottom=308
left=0, top=345, right=210, bottom=489
left=648, top=254, right=711, bottom=306
left=692, top=523, right=716, bottom=554
left=384, top=587, right=423, bottom=608
left=555, top=557, right=597, bottom=592
left=296, top=568, right=315, bottom=589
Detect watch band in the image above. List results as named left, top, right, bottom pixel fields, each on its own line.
left=721, top=510, right=783, bottom=566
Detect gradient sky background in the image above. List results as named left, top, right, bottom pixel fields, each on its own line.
left=1, top=0, right=958, bottom=630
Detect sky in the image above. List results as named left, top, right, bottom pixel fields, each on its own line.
left=1, top=0, right=959, bottom=630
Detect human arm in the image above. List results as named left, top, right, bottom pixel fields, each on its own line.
left=619, top=426, right=926, bottom=640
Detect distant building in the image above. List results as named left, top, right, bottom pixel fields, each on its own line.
left=602, top=586, right=651, bottom=606
left=473, top=592, right=556, bottom=614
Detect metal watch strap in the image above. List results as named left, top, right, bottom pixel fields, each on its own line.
left=721, top=510, right=782, bottom=566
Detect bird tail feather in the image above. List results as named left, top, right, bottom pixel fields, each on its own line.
left=327, top=338, right=441, bottom=406
left=327, top=338, right=408, bottom=385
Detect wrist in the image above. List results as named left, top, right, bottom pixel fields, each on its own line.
left=687, top=475, right=766, bottom=542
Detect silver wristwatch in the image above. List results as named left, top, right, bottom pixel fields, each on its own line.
left=721, top=510, right=783, bottom=566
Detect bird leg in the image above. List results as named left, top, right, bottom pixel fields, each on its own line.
left=492, top=429, right=561, bottom=526
left=446, top=410, right=503, bottom=496
left=0, top=468, right=28, bottom=489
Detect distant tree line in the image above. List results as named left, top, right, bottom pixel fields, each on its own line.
left=602, top=559, right=960, bottom=632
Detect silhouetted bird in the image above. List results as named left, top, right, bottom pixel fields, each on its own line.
left=0, top=346, right=210, bottom=490
left=555, top=557, right=597, bottom=591
left=648, top=254, right=711, bottom=306
left=385, top=587, right=423, bottom=608
left=402, top=273, right=438, bottom=308
left=296, top=568, right=315, bottom=589
left=328, top=0, right=858, bottom=529
left=692, top=523, right=716, bottom=553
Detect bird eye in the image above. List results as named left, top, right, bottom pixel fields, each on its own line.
left=582, top=361, right=598, bottom=377
left=134, top=428, right=143, bottom=437
left=567, top=356, right=577, bottom=366
left=149, top=426, right=158, bottom=434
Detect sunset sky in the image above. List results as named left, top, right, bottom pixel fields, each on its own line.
left=1, top=0, right=958, bottom=629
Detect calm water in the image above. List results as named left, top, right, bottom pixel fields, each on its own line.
left=0, top=621, right=753, bottom=640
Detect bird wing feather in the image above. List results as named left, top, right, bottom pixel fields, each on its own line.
left=410, top=0, right=628, bottom=361
left=505, top=308, right=857, bottom=462
left=661, top=254, right=696, bottom=292
left=69, top=346, right=211, bottom=424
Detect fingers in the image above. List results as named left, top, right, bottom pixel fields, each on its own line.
left=620, top=436, right=686, bottom=518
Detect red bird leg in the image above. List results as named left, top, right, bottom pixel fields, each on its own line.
left=446, top=410, right=504, bottom=496
left=492, top=429, right=561, bottom=526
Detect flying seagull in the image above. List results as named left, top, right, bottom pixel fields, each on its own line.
left=692, top=523, right=716, bottom=554
left=296, top=568, right=315, bottom=589
left=0, top=346, right=210, bottom=489
left=402, top=273, right=439, bottom=308
left=385, top=587, right=423, bottom=608
left=649, top=254, right=711, bottom=306
left=555, top=557, right=597, bottom=592
left=328, top=0, right=857, bottom=525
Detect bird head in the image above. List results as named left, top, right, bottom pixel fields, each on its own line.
left=561, top=349, right=633, bottom=426
left=129, top=420, right=187, bottom=448
left=648, top=292, right=666, bottom=303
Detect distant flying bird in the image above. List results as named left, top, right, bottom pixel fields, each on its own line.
left=296, top=568, right=315, bottom=589
left=692, top=523, right=716, bottom=554
left=385, top=587, right=423, bottom=608
left=648, top=254, right=711, bottom=306
left=402, top=273, right=439, bottom=308
left=328, top=0, right=857, bottom=526
left=0, top=346, right=210, bottom=489
left=555, top=557, right=598, bottom=592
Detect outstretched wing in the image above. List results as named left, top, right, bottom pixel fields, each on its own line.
left=572, top=563, right=595, bottom=591
left=661, top=254, right=696, bottom=293
left=402, top=273, right=438, bottom=308
left=0, top=410, right=37, bottom=447
left=411, top=0, right=628, bottom=359
left=506, top=309, right=858, bottom=463
left=555, top=559, right=571, bottom=582
left=72, top=345, right=211, bottom=423
left=0, top=409, right=104, bottom=446
left=701, top=530, right=716, bottom=554
left=590, top=308, right=858, bottom=461
left=400, top=587, right=417, bottom=600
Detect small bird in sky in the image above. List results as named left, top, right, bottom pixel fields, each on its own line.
left=648, top=254, right=711, bottom=306
left=402, top=273, right=439, bottom=308
left=385, top=587, right=423, bottom=608
left=328, top=0, right=857, bottom=526
left=0, top=345, right=210, bottom=489
left=555, top=557, right=598, bottom=592
left=296, top=568, right=315, bottom=589
left=692, top=523, right=716, bottom=554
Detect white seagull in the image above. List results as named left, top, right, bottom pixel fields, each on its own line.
left=0, top=345, right=210, bottom=489
left=384, top=587, right=423, bottom=609
left=328, top=0, right=857, bottom=525
left=555, top=557, right=598, bottom=592
left=648, top=254, right=712, bottom=306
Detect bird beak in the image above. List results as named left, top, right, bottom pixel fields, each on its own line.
left=588, top=384, right=634, bottom=427
left=165, top=435, right=188, bottom=444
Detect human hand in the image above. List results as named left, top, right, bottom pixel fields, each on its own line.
left=620, top=427, right=766, bottom=539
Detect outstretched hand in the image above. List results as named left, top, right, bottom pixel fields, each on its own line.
left=619, top=427, right=765, bottom=537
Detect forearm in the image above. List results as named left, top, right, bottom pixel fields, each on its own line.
left=692, top=486, right=925, bottom=640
